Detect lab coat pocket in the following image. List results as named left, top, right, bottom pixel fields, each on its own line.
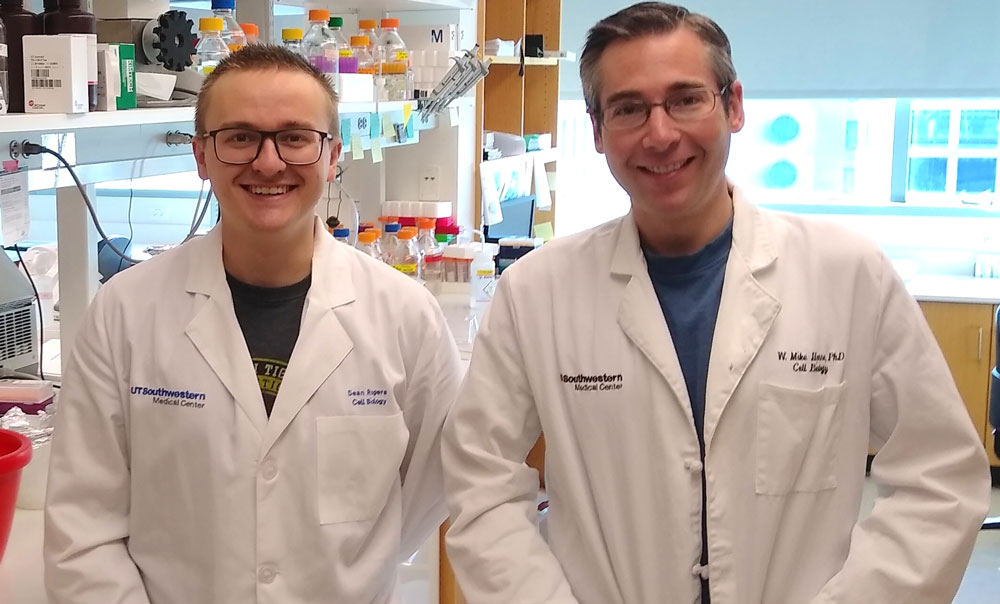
left=316, top=413, right=408, bottom=525
left=755, top=381, right=844, bottom=495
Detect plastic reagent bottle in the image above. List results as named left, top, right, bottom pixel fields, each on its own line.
left=392, top=229, right=420, bottom=278
left=351, top=36, right=375, bottom=74
left=281, top=28, right=303, bottom=55
left=375, top=18, right=412, bottom=101
left=356, top=230, right=381, bottom=261
left=0, top=17, right=7, bottom=114
left=302, top=9, right=337, bottom=91
left=240, top=23, right=259, bottom=45
left=195, top=18, right=229, bottom=75
left=211, top=0, right=245, bottom=52
left=333, top=228, right=350, bottom=245
left=417, top=218, right=444, bottom=289
left=358, top=19, right=378, bottom=56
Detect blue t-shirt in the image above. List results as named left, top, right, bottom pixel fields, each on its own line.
left=643, top=218, right=733, bottom=603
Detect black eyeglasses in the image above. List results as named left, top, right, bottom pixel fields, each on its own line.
left=202, top=128, right=334, bottom=165
left=598, top=86, right=729, bottom=131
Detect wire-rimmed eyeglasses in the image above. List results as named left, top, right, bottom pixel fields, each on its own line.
left=598, top=86, right=729, bottom=131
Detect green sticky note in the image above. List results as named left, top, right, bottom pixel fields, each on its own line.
left=534, top=222, right=555, bottom=242
left=351, top=134, right=364, bottom=160
left=371, top=138, right=383, bottom=163
left=341, top=118, right=351, bottom=139
left=382, top=114, right=396, bottom=142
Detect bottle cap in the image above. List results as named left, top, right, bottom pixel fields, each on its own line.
left=359, top=20, right=378, bottom=30
left=398, top=230, right=416, bottom=240
left=351, top=36, right=370, bottom=47
left=282, top=28, right=303, bottom=41
left=358, top=231, right=378, bottom=244
left=380, top=18, right=400, bottom=28
left=333, top=228, right=350, bottom=238
left=200, top=18, right=224, bottom=32
left=417, top=217, right=436, bottom=229
left=308, top=9, right=330, bottom=22
left=240, top=23, right=259, bottom=37
left=211, top=0, right=235, bottom=10
left=385, top=223, right=401, bottom=233
left=329, top=17, right=344, bottom=28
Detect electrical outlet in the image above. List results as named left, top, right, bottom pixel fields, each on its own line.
left=419, top=165, right=440, bottom=201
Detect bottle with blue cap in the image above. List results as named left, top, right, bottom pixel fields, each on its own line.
left=333, top=228, right=351, bottom=245
left=211, top=0, right=245, bottom=52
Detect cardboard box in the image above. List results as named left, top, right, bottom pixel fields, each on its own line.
left=23, top=35, right=89, bottom=114
left=117, top=44, right=137, bottom=109
left=96, top=44, right=121, bottom=111
left=338, top=73, right=374, bottom=104
left=398, top=25, right=459, bottom=53
left=94, top=0, right=170, bottom=20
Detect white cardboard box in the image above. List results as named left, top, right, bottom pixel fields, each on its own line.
left=338, top=73, right=374, bottom=103
left=23, top=35, right=88, bottom=114
left=96, top=44, right=121, bottom=111
left=94, top=0, right=170, bottom=20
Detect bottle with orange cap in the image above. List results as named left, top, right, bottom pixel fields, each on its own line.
left=356, top=230, right=382, bottom=261
left=358, top=19, right=378, bottom=56
left=375, top=18, right=412, bottom=101
left=391, top=228, right=421, bottom=279
left=240, top=23, right=259, bottom=45
left=302, top=9, right=338, bottom=90
left=351, top=36, right=376, bottom=74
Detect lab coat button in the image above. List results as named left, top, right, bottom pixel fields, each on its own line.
left=691, top=564, right=709, bottom=579
left=684, top=459, right=703, bottom=473
left=261, top=461, right=278, bottom=481
left=258, top=565, right=277, bottom=584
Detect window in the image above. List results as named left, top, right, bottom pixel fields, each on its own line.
left=905, top=101, right=1000, bottom=205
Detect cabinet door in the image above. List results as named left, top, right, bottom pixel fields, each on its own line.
left=986, top=305, right=1000, bottom=467
left=918, top=302, right=992, bottom=455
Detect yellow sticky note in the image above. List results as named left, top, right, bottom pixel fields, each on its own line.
left=371, top=138, right=383, bottom=163
left=403, top=103, right=412, bottom=127
left=534, top=222, right=555, bottom=242
left=351, top=134, right=364, bottom=160
left=382, top=115, right=396, bottom=142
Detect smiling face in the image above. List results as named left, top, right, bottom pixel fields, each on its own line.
left=193, top=68, right=342, bottom=245
left=592, top=27, right=744, bottom=254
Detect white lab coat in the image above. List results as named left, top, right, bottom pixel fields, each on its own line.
left=442, top=189, right=992, bottom=604
left=45, top=218, right=462, bottom=604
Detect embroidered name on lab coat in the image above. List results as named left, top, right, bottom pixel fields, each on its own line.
left=559, top=372, right=624, bottom=392
left=776, top=350, right=846, bottom=375
left=347, top=388, right=389, bottom=406
left=130, top=385, right=207, bottom=409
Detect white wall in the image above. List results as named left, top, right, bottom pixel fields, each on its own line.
left=560, top=0, right=1000, bottom=100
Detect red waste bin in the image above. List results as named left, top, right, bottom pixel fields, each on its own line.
left=0, top=429, right=32, bottom=562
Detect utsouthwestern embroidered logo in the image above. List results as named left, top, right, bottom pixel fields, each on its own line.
left=131, top=386, right=207, bottom=409
left=559, top=373, right=624, bottom=392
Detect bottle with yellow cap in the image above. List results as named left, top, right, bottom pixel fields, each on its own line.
left=281, top=28, right=303, bottom=56
left=375, top=18, right=412, bottom=101
left=195, top=18, right=229, bottom=75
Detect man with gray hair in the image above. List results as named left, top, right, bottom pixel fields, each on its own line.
left=441, top=3, right=991, bottom=603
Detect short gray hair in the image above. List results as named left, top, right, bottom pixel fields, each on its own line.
left=580, top=2, right=737, bottom=118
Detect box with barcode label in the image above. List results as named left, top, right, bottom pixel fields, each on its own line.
left=23, top=35, right=88, bottom=114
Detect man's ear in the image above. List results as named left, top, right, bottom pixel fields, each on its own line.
left=591, top=112, right=605, bottom=154
left=726, top=80, right=745, bottom=134
left=192, top=136, right=210, bottom=180
left=327, top=136, right=343, bottom=182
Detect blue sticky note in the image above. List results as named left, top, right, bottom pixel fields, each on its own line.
left=369, top=113, right=381, bottom=138
left=405, top=118, right=414, bottom=139
left=340, top=118, right=351, bottom=139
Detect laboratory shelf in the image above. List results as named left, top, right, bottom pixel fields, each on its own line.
left=274, top=0, right=475, bottom=11
left=486, top=56, right=560, bottom=66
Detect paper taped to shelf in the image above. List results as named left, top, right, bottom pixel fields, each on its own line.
left=480, top=156, right=533, bottom=226
left=0, top=170, right=30, bottom=245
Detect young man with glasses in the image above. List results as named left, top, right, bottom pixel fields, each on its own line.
left=45, top=44, right=462, bottom=604
left=442, top=3, right=991, bottom=603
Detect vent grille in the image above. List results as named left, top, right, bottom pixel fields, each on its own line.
left=0, top=306, right=34, bottom=362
